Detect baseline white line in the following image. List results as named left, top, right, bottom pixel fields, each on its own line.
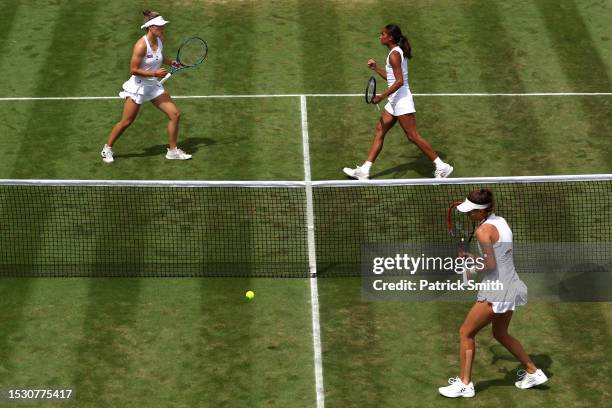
left=1, top=92, right=611, bottom=101
left=301, top=95, right=325, bottom=408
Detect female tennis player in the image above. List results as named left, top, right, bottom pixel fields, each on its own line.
left=101, top=10, right=191, bottom=163
left=343, top=24, right=452, bottom=179
left=438, top=189, right=548, bottom=398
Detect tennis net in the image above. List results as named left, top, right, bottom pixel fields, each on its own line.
left=0, top=175, right=610, bottom=277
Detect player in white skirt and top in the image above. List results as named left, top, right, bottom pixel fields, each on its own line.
left=101, top=10, right=191, bottom=163
left=438, top=189, right=548, bottom=398
left=343, top=24, right=453, bottom=179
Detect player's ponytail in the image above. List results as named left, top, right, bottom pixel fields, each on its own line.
left=384, top=24, right=412, bottom=59
left=143, top=9, right=160, bottom=23
left=398, top=35, right=412, bottom=59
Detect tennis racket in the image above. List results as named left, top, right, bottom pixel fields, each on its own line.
left=159, top=37, right=208, bottom=85
left=365, top=76, right=380, bottom=111
left=447, top=201, right=475, bottom=284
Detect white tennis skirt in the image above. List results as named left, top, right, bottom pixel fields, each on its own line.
left=119, top=76, right=165, bottom=105
left=479, top=279, right=528, bottom=314
left=490, top=300, right=526, bottom=313
left=384, top=90, right=416, bottom=116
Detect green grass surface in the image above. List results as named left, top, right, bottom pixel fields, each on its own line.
left=0, top=0, right=612, bottom=407
left=0, top=278, right=315, bottom=407
left=308, top=96, right=612, bottom=179
left=318, top=278, right=612, bottom=408
left=1, top=1, right=611, bottom=180
left=0, top=99, right=304, bottom=180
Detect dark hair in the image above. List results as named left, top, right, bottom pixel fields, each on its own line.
left=143, top=9, right=160, bottom=23
left=384, top=24, right=412, bottom=59
left=468, top=188, right=494, bottom=214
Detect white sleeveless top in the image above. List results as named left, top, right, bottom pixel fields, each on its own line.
left=476, top=214, right=527, bottom=305
left=121, top=36, right=164, bottom=94
left=483, top=214, right=513, bottom=243
left=385, top=46, right=410, bottom=102
left=136, top=36, right=163, bottom=82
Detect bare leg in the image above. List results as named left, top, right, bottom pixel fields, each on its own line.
left=151, top=92, right=181, bottom=149
left=459, top=301, right=495, bottom=384
left=106, top=98, right=141, bottom=146
left=492, top=311, right=537, bottom=373
left=396, top=113, right=438, bottom=161
left=366, top=110, right=397, bottom=163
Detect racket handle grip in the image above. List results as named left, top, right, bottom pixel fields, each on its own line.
left=159, top=72, right=172, bottom=85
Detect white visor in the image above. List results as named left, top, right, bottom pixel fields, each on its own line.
left=141, top=16, right=170, bottom=29
left=456, top=198, right=490, bottom=213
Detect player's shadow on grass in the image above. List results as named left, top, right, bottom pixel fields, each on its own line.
left=370, top=151, right=448, bottom=179
left=114, top=136, right=216, bottom=159
left=475, top=347, right=552, bottom=393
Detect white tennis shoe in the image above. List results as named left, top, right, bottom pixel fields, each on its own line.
left=166, top=148, right=192, bottom=160
left=343, top=165, right=369, bottom=180
left=434, top=163, right=453, bottom=178
left=101, top=144, right=114, bottom=163
left=438, top=377, right=475, bottom=398
left=515, top=369, right=548, bottom=389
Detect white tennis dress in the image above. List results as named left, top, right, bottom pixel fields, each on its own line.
left=476, top=214, right=528, bottom=313
left=384, top=46, right=416, bottom=116
left=119, top=36, right=165, bottom=105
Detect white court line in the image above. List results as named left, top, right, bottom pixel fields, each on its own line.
left=301, top=95, right=325, bottom=408
left=0, top=92, right=611, bottom=101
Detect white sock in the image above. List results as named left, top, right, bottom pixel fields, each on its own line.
left=433, top=157, right=444, bottom=167
left=361, top=161, right=372, bottom=173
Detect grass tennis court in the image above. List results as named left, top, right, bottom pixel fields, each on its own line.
left=1, top=0, right=612, bottom=407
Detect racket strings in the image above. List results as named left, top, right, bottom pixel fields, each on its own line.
left=364, top=76, right=377, bottom=104
left=367, top=82, right=375, bottom=98
left=451, top=209, right=473, bottom=240
left=178, top=39, right=207, bottom=66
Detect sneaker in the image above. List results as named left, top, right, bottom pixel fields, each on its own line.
left=166, top=148, right=192, bottom=160
left=438, top=377, right=475, bottom=398
left=343, top=165, right=369, bottom=180
left=434, top=163, right=453, bottom=178
left=515, top=369, right=548, bottom=389
left=101, top=144, right=114, bottom=163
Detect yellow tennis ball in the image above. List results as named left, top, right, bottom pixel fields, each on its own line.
left=245, top=290, right=255, bottom=300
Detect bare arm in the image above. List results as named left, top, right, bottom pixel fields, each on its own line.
left=129, top=39, right=167, bottom=78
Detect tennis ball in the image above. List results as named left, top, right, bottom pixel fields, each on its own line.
left=245, top=290, right=255, bottom=300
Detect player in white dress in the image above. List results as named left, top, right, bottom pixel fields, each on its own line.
left=438, top=189, right=548, bottom=398
left=101, top=10, right=191, bottom=163
left=343, top=24, right=453, bottom=179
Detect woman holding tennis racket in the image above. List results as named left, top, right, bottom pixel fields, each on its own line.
left=343, top=24, right=452, bottom=179
left=438, top=189, right=548, bottom=398
left=101, top=10, right=191, bottom=163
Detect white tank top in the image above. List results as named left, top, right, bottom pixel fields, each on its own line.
left=483, top=214, right=513, bottom=243
left=385, top=46, right=410, bottom=101
left=477, top=214, right=523, bottom=302
left=480, top=214, right=514, bottom=278
left=136, top=36, right=163, bottom=82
